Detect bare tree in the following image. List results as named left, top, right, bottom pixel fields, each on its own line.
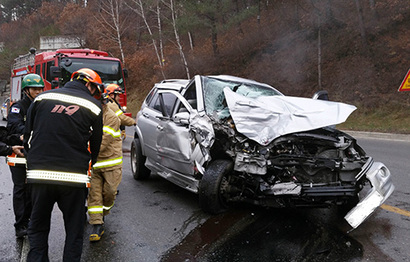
left=317, top=14, right=322, bottom=89
left=354, top=0, right=367, bottom=47
left=127, top=0, right=166, bottom=79
left=188, top=31, right=194, bottom=50
left=310, top=0, right=323, bottom=89
left=162, top=0, right=190, bottom=79
left=97, top=0, right=127, bottom=64
left=369, top=0, right=377, bottom=20
left=154, top=3, right=165, bottom=66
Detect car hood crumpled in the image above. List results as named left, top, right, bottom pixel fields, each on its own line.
left=223, top=88, right=357, bottom=146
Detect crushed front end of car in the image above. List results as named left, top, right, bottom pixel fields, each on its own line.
left=197, top=86, right=394, bottom=229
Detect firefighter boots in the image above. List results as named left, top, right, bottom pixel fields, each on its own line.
left=89, top=224, right=105, bottom=242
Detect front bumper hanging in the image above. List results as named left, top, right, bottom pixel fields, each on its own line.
left=344, top=161, right=395, bottom=229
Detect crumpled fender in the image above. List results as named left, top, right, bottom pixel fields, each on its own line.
left=189, top=111, right=215, bottom=174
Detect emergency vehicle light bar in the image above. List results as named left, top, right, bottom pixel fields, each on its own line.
left=56, top=49, right=109, bottom=57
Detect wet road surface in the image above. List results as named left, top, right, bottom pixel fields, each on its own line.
left=162, top=207, right=366, bottom=262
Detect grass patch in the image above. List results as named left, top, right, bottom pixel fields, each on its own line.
left=337, top=105, right=410, bottom=134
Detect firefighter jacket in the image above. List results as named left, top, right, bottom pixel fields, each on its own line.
left=7, top=95, right=31, bottom=136
left=92, top=105, right=122, bottom=171
left=107, top=98, right=136, bottom=126
left=24, top=80, right=103, bottom=188
left=6, top=95, right=31, bottom=166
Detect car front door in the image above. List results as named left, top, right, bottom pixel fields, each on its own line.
left=156, top=90, right=196, bottom=176
left=137, top=89, right=176, bottom=165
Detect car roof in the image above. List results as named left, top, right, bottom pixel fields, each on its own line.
left=155, top=79, right=189, bottom=91
left=152, top=75, right=282, bottom=95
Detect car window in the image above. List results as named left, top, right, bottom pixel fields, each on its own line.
left=202, top=77, right=282, bottom=118
left=176, top=82, right=197, bottom=113
left=145, top=87, right=157, bottom=105
left=183, top=82, right=197, bottom=109
left=149, top=92, right=177, bottom=116
left=162, top=93, right=177, bottom=116
left=147, top=91, right=159, bottom=109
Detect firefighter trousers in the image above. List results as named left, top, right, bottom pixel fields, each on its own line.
left=87, top=167, right=122, bottom=225
left=27, top=183, right=88, bottom=262
left=10, top=165, right=32, bottom=230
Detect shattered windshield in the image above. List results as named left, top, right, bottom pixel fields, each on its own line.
left=202, top=77, right=282, bottom=119
left=60, top=58, right=124, bottom=88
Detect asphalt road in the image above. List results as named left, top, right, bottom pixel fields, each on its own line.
left=0, top=122, right=409, bottom=262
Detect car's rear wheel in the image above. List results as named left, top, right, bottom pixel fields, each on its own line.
left=131, top=138, right=150, bottom=180
left=199, top=159, right=233, bottom=214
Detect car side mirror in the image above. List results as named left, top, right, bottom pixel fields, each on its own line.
left=174, top=112, right=190, bottom=125
left=123, top=68, right=128, bottom=78
left=312, top=90, right=329, bottom=101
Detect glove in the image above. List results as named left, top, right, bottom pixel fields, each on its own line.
left=121, top=130, right=126, bottom=140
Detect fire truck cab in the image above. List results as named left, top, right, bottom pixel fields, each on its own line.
left=11, top=48, right=129, bottom=113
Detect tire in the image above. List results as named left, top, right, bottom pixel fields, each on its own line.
left=199, top=159, right=233, bottom=214
left=130, top=138, right=150, bottom=180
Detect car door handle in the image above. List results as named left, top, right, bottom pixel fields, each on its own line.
left=157, top=125, right=164, bottom=131
left=142, top=113, right=149, bottom=118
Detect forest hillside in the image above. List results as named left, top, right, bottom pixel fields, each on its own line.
left=0, top=0, right=409, bottom=133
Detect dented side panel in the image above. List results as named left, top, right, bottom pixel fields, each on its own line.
left=157, top=119, right=194, bottom=175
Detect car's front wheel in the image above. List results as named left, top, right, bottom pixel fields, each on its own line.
left=130, top=137, right=150, bottom=180
left=199, top=159, right=233, bottom=214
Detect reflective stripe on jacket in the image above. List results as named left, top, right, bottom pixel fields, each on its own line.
left=88, top=202, right=115, bottom=214
left=107, top=100, right=136, bottom=126
left=114, top=108, right=123, bottom=116
left=7, top=153, right=26, bottom=166
left=93, top=156, right=123, bottom=169
left=27, top=170, right=91, bottom=187
left=102, top=126, right=121, bottom=138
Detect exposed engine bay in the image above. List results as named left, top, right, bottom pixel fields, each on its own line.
left=210, top=118, right=368, bottom=208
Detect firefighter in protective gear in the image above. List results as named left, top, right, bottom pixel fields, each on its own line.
left=24, top=68, right=103, bottom=261
left=104, top=84, right=135, bottom=139
left=7, top=73, right=44, bottom=238
left=87, top=94, right=123, bottom=242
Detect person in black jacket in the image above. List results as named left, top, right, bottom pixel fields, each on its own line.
left=0, top=126, right=24, bottom=156
left=24, top=68, right=104, bottom=262
left=7, top=73, right=44, bottom=238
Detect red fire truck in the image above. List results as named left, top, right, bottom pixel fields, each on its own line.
left=10, top=48, right=129, bottom=114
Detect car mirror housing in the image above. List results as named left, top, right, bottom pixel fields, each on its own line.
left=174, top=112, right=190, bottom=125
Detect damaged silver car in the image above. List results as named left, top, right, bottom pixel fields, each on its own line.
left=131, top=75, right=394, bottom=229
